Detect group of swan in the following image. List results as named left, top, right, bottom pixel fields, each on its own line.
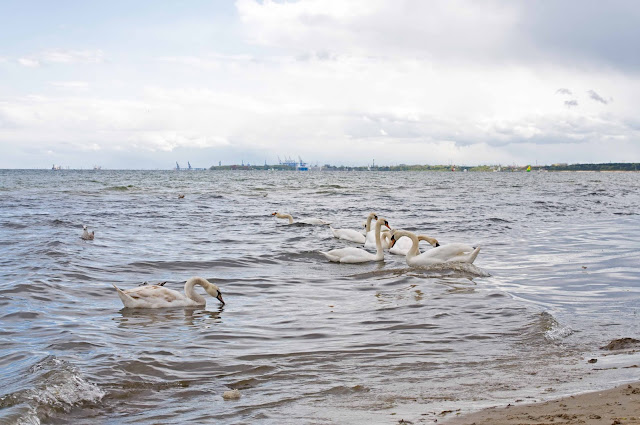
left=320, top=217, right=391, bottom=263
left=320, top=212, right=480, bottom=266
left=388, top=230, right=480, bottom=267
left=112, top=209, right=478, bottom=309
left=79, top=221, right=223, bottom=309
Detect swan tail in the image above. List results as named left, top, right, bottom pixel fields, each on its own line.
left=113, top=284, right=135, bottom=307
left=468, top=246, right=481, bottom=264
left=319, top=251, right=339, bottom=262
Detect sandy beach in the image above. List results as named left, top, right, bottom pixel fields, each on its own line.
left=444, top=381, right=640, bottom=425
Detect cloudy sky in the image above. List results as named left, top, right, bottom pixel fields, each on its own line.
left=1, top=0, right=639, bottom=169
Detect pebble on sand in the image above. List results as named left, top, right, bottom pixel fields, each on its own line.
left=222, top=389, right=241, bottom=400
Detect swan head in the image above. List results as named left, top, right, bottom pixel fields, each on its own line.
left=363, top=213, right=379, bottom=228
left=388, top=228, right=403, bottom=248
left=376, top=218, right=391, bottom=230
left=204, top=281, right=225, bottom=305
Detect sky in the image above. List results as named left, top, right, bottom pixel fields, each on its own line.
left=1, top=0, right=639, bottom=169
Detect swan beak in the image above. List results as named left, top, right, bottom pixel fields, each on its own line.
left=384, top=220, right=391, bottom=230
left=216, top=292, right=225, bottom=305
left=389, top=235, right=396, bottom=248
left=435, top=242, right=440, bottom=247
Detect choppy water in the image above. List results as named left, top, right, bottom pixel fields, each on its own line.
left=1, top=169, right=639, bottom=424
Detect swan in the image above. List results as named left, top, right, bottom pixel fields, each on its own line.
left=272, top=212, right=331, bottom=225
left=330, top=212, right=377, bottom=243
left=81, top=225, right=94, bottom=240
left=319, top=217, right=390, bottom=263
left=364, top=226, right=391, bottom=249
left=113, top=276, right=224, bottom=308
left=382, top=233, right=440, bottom=256
left=389, top=229, right=480, bottom=267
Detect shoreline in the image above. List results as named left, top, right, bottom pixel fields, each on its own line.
left=443, top=381, right=640, bottom=425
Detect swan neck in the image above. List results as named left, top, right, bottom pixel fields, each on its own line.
left=399, top=231, right=419, bottom=258
left=276, top=213, right=294, bottom=223
left=418, top=235, right=438, bottom=247
left=184, top=279, right=206, bottom=304
left=374, top=220, right=384, bottom=258
left=365, top=213, right=375, bottom=232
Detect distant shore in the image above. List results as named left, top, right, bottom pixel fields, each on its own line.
left=443, top=381, right=640, bottom=425
left=4, top=162, right=640, bottom=172
left=207, top=162, right=640, bottom=172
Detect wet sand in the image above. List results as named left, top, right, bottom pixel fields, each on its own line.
left=444, top=382, right=640, bottom=425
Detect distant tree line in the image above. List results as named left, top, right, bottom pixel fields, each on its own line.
left=209, top=163, right=640, bottom=172
left=543, top=163, right=639, bottom=171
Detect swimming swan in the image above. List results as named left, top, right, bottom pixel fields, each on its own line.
left=364, top=227, right=391, bottom=249
left=389, top=229, right=480, bottom=267
left=81, top=225, right=94, bottom=240
left=382, top=233, right=440, bottom=256
left=272, top=212, right=331, bottom=225
left=319, top=217, right=390, bottom=263
left=113, top=276, right=224, bottom=308
left=330, top=212, right=377, bottom=243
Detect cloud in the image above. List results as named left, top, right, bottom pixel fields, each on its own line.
left=3, top=1, right=640, bottom=167
left=564, top=100, right=578, bottom=108
left=236, top=1, right=640, bottom=73
left=556, top=88, right=573, bottom=95
left=17, top=57, right=40, bottom=67
left=50, top=81, right=90, bottom=90
left=17, top=49, right=104, bottom=67
left=587, top=89, right=609, bottom=104
left=236, top=0, right=520, bottom=62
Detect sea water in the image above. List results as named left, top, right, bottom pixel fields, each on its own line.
left=0, top=169, right=639, bottom=424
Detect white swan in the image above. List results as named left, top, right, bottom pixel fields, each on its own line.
left=389, top=229, right=480, bottom=267
left=364, top=226, right=391, bottom=249
left=319, top=217, right=390, bottom=263
left=271, top=212, right=331, bottom=225
left=382, top=233, right=440, bottom=256
left=81, top=225, right=94, bottom=240
left=330, top=212, right=377, bottom=243
left=113, top=276, right=224, bottom=308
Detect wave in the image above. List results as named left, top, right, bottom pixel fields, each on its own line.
left=520, top=312, right=574, bottom=345
left=348, top=263, right=491, bottom=279
left=105, top=185, right=133, bottom=191
left=0, top=356, right=105, bottom=424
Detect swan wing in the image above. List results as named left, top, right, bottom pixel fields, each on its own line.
left=114, top=284, right=195, bottom=308
left=409, top=244, right=481, bottom=266
left=330, top=228, right=366, bottom=243
left=320, top=247, right=375, bottom=263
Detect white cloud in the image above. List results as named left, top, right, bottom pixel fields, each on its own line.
left=17, top=57, right=40, bottom=67
left=2, top=1, right=640, bottom=167
left=16, top=49, right=104, bottom=68
left=50, top=81, right=90, bottom=90
left=236, top=0, right=519, bottom=61
left=41, top=49, right=104, bottom=64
